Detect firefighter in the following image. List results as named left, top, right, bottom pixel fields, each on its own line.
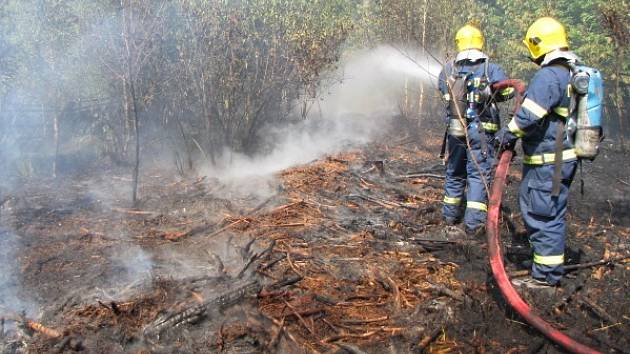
left=438, top=25, right=513, bottom=235
left=495, top=17, right=579, bottom=287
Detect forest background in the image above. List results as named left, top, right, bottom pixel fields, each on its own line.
left=0, top=0, right=627, bottom=192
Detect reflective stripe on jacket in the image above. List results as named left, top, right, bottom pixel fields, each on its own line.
left=505, top=59, right=574, bottom=157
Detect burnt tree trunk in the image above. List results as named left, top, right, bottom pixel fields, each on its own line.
left=122, top=0, right=141, bottom=205
left=601, top=5, right=628, bottom=150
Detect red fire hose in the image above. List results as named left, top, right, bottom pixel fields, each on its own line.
left=486, top=80, right=601, bottom=354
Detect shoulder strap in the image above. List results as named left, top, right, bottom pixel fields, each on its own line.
left=482, top=58, right=489, bottom=79
left=448, top=60, right=459, bottom=77
left=551, top=120, right=565, bottom=197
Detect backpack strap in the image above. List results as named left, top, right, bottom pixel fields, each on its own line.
left=482, top=58, right=489, bottom=81
left=548, top=62, right=573, bottom=198
left=551, top=119, right=565, bottom=197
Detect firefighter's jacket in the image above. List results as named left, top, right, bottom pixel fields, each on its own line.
left=507, top=51, right=580, bottom=165
left=438, top=50, right=511, bottom=133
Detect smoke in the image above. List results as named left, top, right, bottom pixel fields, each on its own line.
left=85, top=177, right=133, bottom=211
left=83, top=243, right=155, bottom=303
left=1, top=0, right=443, bottom=313
left=200, top=46, right=441, bottom=192
left=108, top=245, right=153, bottom=293
left=320, top=46, right=441, bottom=116
left=0, top=230, right=38, bottom=317
left=0, top=2, right=110, bottom=187
left=380, top=47, right=442, bottom=81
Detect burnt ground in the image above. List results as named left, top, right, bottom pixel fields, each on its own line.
left=0, top=125, right=628, bottom=354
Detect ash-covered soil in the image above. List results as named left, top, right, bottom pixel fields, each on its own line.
left=0, top=126, right=628, bottom=354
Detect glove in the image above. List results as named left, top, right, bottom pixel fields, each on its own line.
left=494, top=128, right=518, bottom=151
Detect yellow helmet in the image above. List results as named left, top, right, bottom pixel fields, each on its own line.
left=523, top=17, right=569, bottom=60
left=455, top=25, right=484, bottom=52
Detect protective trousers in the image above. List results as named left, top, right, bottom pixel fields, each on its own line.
left=519, top=160, right=577, bottom=285
left=443, top=134, right=467, bottom=223
left=443, top=121, right=495, bottom=231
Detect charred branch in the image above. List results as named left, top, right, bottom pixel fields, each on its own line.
left=143, top=280, right=261, bottom=338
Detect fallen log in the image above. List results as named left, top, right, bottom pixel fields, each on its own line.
left=2, top=315, right=62, bottom=339
left=25, top=319, right=62, bottom=339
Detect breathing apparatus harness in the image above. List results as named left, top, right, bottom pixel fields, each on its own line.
left=549, top=59, right=604, bottom=196
left=444, top=58, right=494, bottom=157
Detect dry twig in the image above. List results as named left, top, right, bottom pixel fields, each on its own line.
left=323, top=329, right=381, bottom=343
left=577, top=296, right=618, bottom=325
left=417, top=327, right=443, bottom=351
left=111, top=207, right=157, bottom=216
left=282, top=300, right=315, bottom=335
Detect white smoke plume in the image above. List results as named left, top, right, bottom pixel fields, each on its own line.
left=201, top=46, right=441, bottom=188
left=0, top=230, right=39, bottom=317
left=95, top=244, right=154, bottom=301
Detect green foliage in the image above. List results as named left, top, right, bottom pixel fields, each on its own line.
left=0, top=0, right=627, bottom=167
left=0, top=0, right=353, bottom=162
left=480, top=0, right=626, bottom=79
